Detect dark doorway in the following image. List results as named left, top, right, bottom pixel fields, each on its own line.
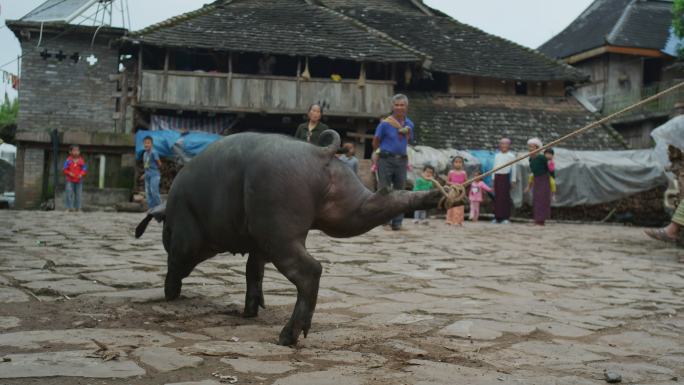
left=643, top=58, right=662, bottom=86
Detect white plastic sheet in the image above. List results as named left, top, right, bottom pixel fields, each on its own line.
left=407, top=145, right=668, bottom=208
left=651, top=115, right=684, bottom=168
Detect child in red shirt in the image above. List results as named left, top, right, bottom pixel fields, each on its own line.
left=63, top=145, right=87, bottom=211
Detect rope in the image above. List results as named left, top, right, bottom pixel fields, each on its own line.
left=463, top=81, right=684, bottom=188
left=428, top=178, right=466, bottom=210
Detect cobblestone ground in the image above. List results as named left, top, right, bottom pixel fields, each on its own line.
left=1, top=211, right=683, bottom=385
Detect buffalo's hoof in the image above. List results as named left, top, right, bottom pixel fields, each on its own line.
left=278, top=327, right=299, bottom=347
left=242, top=303, right=259, bottom=318
left=243, top=293, right=265, bottom=318
left=164, top=281, right=182, bottom=301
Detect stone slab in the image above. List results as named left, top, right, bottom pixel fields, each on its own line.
left=23, top=279, right=116, bottom=296
left=166, top=382, right=222, bottom=385
left=0, top=287, right=30, bottom=303
left=81, top=288, right=165, bottom=303
left=0, top=350, right=145, bottom=378
left=133, top=347, right=203, bottom=372
left=0, top=328, right=174, bottom=350
left=440, top=319, right=535, bottom=340
left=0, top=316, right=21, bottom=330
left=183, top=341, right=293, bottom=357
left=272, top=367, right=363, bottom=385
left=221, top=357, right=296, bottom=374
left=82, top=269, right=162, bottom=288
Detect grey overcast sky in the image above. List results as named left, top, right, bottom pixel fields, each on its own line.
left=0, top=0, right=594, bottom=98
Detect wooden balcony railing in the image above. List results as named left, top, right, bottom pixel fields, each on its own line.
left=603, top=80, right=684, bottom=116
left=138, top=70, right=395, bottom=117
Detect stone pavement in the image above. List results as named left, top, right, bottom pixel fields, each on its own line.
left=0, top=211, right=683, bottom=385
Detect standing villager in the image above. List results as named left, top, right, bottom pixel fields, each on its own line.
left=525, top=138, right=551, bottom=226
left=492, top=138, right=516, bottom=224
left=373, top=93, right=414, bottom=231
left=295, top=104, right=330, bottom=145
left=63, top=145, right=87, bottom=212
left=413, top=165, right=435, bottom=224
left=468, top=169, right=492, bottom=222
left=645, top=201, right=684, bottom=262
left=339, top=142, right=359, bottom=175
left=446, top=156, right=467, bottom=226
left=141, top=136, right=162, bottom=210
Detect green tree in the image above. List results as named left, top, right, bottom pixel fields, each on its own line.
left=675, top=0, right=684, bottom=57
left=0, top=93, right=18, bottom=144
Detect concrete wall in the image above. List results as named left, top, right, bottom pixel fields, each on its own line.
left=17, top=31, right=120, bottom=133
left=14, top=145, right=45, bottom=209
left=54, top=187, right=130, bottom=211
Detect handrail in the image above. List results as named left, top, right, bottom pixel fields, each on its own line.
left=142, top=69, right=396, bottom=85
left=603, top=80, right=684, bottom=115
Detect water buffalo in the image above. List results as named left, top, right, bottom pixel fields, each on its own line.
left=136, top=130, right=450, bottom=346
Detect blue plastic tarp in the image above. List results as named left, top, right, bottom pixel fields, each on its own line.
left=468, top=150, right=496, bottom=186
left=135, top=130, right=221, bottom=159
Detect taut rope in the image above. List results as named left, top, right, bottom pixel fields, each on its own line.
left=428, top=81, right=684, bottom=207
left=467, top=81, right=684, bottom=186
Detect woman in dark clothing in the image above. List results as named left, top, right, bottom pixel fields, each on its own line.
left=525, top=137, right=551, bottom=226
left=294, top=103, right=330, bottom=145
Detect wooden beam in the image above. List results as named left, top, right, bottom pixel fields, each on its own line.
left=347, top=132, right=374, bottom=140
left=605, top=46, right=666, bottom=58
left=565, top=45, right=666, bottom=64
left=163, top=49, right=169, bottom=72
left=137, top=46, right=143, bottom=103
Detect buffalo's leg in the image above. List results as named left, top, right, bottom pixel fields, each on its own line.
left=164, top=223, right=208, bottom=301
left=272, top=243, right=322, bottom=346
left=243, top=252, right=266, bottom=318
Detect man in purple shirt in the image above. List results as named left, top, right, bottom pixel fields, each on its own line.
left=372, top=94, right=414, bottom=231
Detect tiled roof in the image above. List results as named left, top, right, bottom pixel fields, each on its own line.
left=326, top=5, right=587, bottom=82
left=539, top=0, right=674, bottom=59
left=409, top=93, right=626, bottom=151
left=125, top=0, right=423, bottom=63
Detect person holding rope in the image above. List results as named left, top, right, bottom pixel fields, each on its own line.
left=373, top=94, right=414, bottom=231
left=526, top=138, right=552, bottom=226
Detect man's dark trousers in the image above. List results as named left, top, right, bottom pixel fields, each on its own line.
left=377, top=156, right=408, bottom=228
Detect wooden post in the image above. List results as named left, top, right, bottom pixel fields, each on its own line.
left=227, top=51, right=233, bottom=102
left=296, top=57, right=302, bottom=109
left=137, top=45, right=143, bottom=103
left=228, top=52, right=233, bottom=79
left=119, top=70, right=129, bottom=133
left=162, top=48, right=169, bottom=102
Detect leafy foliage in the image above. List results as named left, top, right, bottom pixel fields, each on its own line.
left=675, top=0, right=684, bottom=57
left=0, top=94, right=18, bottom=144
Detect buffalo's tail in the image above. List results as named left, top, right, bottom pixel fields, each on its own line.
left=135, top=202, right=167, bottom=238
left=319, top=129, right=341, bottom=157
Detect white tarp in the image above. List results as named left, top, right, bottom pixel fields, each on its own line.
left=651, top=115, right=684, bottom=167
left=408, top=146, right=668, bottom=208
left=0, top=143, right=16, bottom=166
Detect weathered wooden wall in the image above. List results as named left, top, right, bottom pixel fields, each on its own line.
left=140, top=71, right=395, bottom=117
left=448, top=75, right=565, bottom=97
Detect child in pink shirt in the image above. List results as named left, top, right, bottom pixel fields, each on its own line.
left=446, top=156, right=467, bottom=226
left=468, top=170, right=492, bottom=222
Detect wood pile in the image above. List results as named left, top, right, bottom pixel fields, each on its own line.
left=513, top=186, right=669, bottom=226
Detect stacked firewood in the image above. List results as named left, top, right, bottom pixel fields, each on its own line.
left=514, top=186, right=670, bottom=226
